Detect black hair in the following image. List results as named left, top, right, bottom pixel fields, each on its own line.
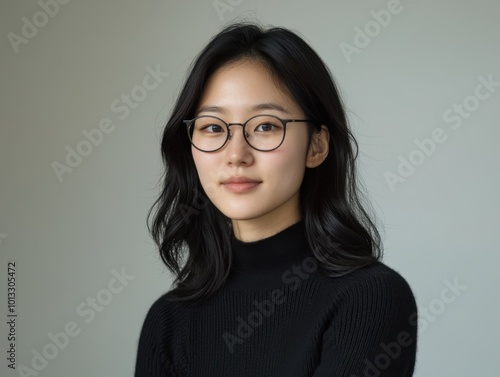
left=147, top=21, right=383, bottom=302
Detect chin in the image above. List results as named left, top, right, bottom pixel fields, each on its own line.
left=222, top=211, right=262, bottom=221
left=218, top=207, right=267, bottom=221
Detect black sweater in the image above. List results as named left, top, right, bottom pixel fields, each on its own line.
left=134, top=219, right=418, bottom=376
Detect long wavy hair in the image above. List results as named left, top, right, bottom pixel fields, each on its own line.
left=147, top=22, right=383, bottom=302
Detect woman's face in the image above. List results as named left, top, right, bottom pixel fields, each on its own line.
left=191, top=59, right=327, bottom=240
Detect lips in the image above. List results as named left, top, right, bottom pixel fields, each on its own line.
left=222, top=181, right=260, bottom=193
left=221, top=176, right=261, bottom=184
left=220, top=176, right=261, bottom=193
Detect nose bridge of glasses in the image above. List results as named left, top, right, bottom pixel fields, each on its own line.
left=226, top=122, right=249, bottom=138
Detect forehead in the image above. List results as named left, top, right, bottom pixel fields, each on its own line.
left=196, top=59, right=301, bottom=115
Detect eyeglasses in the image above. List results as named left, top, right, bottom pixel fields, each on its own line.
left=183, top=114, right=315, bottom=152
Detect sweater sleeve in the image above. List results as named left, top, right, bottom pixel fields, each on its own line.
left=312, top=264, right=418, bottom=377
left=134, top=293, right=186, bottom=377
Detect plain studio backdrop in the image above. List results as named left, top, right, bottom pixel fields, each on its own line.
left=0, top=0, right=498, bottom=376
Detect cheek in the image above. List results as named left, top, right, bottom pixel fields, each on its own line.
left=192, top=149, right=202, bottom=171
left=192, top=150, right=209, bottom=182
left=263, top=152, right=306, bottom=191
left=191, top=150, right=220, bottom=195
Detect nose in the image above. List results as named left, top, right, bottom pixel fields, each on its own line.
left=224, top=123, right=254, bottom=164
left=226, top=123, right=250, bottom=147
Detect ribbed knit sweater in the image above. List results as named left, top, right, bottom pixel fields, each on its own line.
left=134, top=219, right=418, bottom=376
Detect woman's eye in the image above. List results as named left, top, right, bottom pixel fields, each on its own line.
left=255, top=123, right=279, bottom=132
left=202, top=124, right=224, bottom=133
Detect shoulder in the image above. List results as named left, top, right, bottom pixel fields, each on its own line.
left=325, top=261, right=418, bottom=321
left=334, top=261, right=416, bottom=300
left=137, top=290, right=188, bottom=346
left=135, top=292, right=190, bottom=375
left=317, top=262, right=418, bottom=375
left=140, top=290, right=187, bottom=328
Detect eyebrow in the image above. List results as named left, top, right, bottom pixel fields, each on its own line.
left=196, top=103, right=290, bottom=115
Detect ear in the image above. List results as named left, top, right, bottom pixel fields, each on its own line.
left=306, top=125, right=329, bottom=168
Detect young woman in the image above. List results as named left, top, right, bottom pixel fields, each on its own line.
left=135, top=22, right=418, bottom=377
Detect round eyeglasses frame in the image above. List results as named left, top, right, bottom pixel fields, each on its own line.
left=183, top=114, right=316, bottom=152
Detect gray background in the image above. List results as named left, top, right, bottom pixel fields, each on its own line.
left=1, top=0, right=498, bottom=375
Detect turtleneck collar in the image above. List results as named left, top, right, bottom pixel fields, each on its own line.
left=225, top=219, right=310, bottom=291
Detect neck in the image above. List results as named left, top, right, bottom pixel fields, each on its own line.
left=225, top=219, right=310, bottom=291
left=230, top=199, right=302, bottom=242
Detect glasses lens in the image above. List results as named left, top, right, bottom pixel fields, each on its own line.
left=246, top=115, right=284, bottom=150
left=190, top=116, right=227, bottom=151
left=190, top=115, right=284, bottom=151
